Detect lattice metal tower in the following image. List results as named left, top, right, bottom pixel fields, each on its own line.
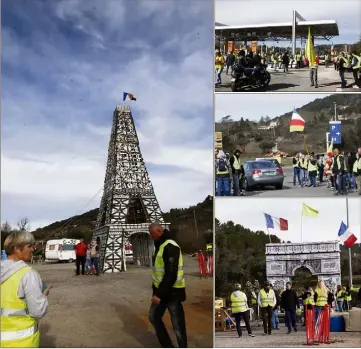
left=92, top=105, right=169, bottom=273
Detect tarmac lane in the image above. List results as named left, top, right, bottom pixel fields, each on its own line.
left=215, top=66, right=360, bottom=92
left=235, top=167, right=361, bottom=198
left=34, top=255, right=212, bottom=348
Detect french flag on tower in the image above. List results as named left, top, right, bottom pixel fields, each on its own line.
left=264, top=213, right=288, bottom=231
left=338, top=221, right=357, bottom=248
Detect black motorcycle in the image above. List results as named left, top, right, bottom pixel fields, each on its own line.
left=230, top=63, right=271, bottom=92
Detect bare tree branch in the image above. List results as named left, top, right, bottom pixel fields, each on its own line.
left=17, top=217, right=30, bottom=231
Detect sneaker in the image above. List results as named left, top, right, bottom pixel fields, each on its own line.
left=249, top=334, right=255, bottom=337
left=275, top=327, right=280, bottom=330
left=352, top=85, right=360, bottom=89
left=287, top=330, right=291, bottom=334
left=294, top=327, right=298, bottom=332
left=263, top=332, right=267, bottom=336
left=315, top=84, right=318, bottom=88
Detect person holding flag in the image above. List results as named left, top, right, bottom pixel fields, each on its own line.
left=306, top=27, right=319, bottom=88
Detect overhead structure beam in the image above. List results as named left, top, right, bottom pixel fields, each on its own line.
left=292, top=10, right=306, bottom=56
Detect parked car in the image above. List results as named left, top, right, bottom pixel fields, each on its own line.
left=243, top=160, right=284, bottom=190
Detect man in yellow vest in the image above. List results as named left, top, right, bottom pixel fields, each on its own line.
left=148, top=224, right=187, bottom=348
left=325, top=53, right=329, bottom=68
left=230, top=149, right=244, bottom=196
left=336, top=285, right=345, bottom=312
left=257, top=281, right=276, bottom=335
left=307, top=153, right=318, bottom=187
left=230, top=284, right=255, bottom=338
left=1, top=231, right=51, bottom=348
left=350, top=51, right=361, bottom=88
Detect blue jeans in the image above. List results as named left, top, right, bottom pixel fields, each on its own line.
left=339, top=70, right=346, bottom=87
left=91, top=257, right=100, bottom=274
left=346, top=173, right=356, bottom=189
left=337, top=301, right=344, bottom=312
left=149, top=301, right=187, bottom=348
left=315, top=306, right=324, bottom=322
left=272, top=309, right=279, bottom=329
left=85, top=258, right=91, bottom=271
left=285, top=309, right=296, bottom=330
left=309, top=174, right=316, bottom=186
left=336, top=173, right=346, bottom=194
left=293, top=167, right=301, bottom=185
left=216, top=176, right=230, bottom=196
left=216, top=68, right=223, bottom=84
left=300, top=169, right=307, bottom=185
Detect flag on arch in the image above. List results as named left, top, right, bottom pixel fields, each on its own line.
left=123, top=92, right=137, bottom=101
left=290, top=108, right=305, bottom=132
left=338, top=221, right=357, bottom=248
left=264, top=213, right=288, bottom=231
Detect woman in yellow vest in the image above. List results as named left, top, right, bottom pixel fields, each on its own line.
left=257, top=281, right=276, bottom=335
left=314, top=280, right=331, bottom=321
left=230, top=284, right=255, bottom=337
left=336, top=285, right=345, bottom=312
left=1, top=232, right=51, bottom=348
left=215, top=50, right=225, bottom=85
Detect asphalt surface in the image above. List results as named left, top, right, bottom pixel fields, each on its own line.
left=34, top=255, right=212, bottom=348
left=215, top=65, right=360, bottom=92
left=215, top=323, right=361, bottom=348
left=229, top=167, right=361, bottom=197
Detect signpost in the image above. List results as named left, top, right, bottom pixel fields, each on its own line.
left=329, top=121, right=342, bottom=145
left=215, top=132, right=223, bottom=150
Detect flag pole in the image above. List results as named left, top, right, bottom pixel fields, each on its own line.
left=346, top=198, right=353, bottom=286
left=267, top=228, right=272, bottom=243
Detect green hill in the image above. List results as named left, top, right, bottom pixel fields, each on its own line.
left=217, top=94, right=361, bottom=158
left=1, top=196, right=213, bottom=254
left=215, top=219, right=361, bottom=297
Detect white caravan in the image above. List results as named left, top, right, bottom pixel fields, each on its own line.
left=45, top=238, right=80, bottom=263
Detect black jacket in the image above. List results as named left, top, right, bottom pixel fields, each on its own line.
left=152, top=230, right=186, bottom=302
left=281, top=289, right=299, bottom=310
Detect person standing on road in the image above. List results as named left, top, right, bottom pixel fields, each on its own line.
left=336, top=285, right=345, bottom=312
left=292, top=153, right=302, bottom=186
left=314, top=280, right=332, bottom=321
left=215, top=50, right=225, bottom=86
left=271, top=287, right=280, bottom=330
left=317, top=155, right=325, bottom=183
left=148, top=224, right=187, bottom=348
left=325, top=53, right=329, bottom=68
left=296, top=52, right=302, bottom=69
left=282, top=52, right=290, bottom=72
left=299, top=154, right=308, bottom=187
left=332, top=148, right=346, bottom=195
left=230, top=150, right=244, bottom=196
left=1, top=231, right=51, bottom=348
left=302, top=287, right=315, bottom=326
left=309, top=55, right=319, bottom=88
left=215, top=150, right=231, bottom=196
left=90, top=237, right=100, bottom=276
left=225, top=51, right=235, bottom=75
left=281, top=282, right=299, bottom=334
left=307, top=153, right=318, bottom=187
left=337, top=52, right=348, bottom=88
left=85, top=244, right=92, bottom=275
left=258, top=281, right=276, bottom=336
left=74, top=238, right=87, bottom=276
left=350, top=51, right=361, bottom=88
left=230, top=284, right=255, bottom=338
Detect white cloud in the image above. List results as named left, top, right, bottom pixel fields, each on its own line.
left=215, top=198, right=361, bottom=244
left=215, top=0, right=361, bottom=44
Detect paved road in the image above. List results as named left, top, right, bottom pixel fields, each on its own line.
left=215, top=65, right=360, bottom=92
left=215, top=323, right=361, bottom=348
left=35, top=256, right=212, bottom=348
left=238, top=167, right=360, bottom=197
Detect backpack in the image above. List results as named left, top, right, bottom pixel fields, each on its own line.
left=218, top=158, right=228, bottom=172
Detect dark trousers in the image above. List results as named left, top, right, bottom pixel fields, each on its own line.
left=76, top=256, right=85, bottom=275
left=285, top=309, right=296, bottom=330
left=149, top=300, right=187, bottom=348
left=91, top=257, right=100, bottom=274
left=233, top=310, right=252, bottom=336
left=353, top=69, right=361, bottom=87
left=261, top=306, right=273, bottom=334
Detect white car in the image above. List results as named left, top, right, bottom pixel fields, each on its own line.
left=45, top=238, right=80, bottom=263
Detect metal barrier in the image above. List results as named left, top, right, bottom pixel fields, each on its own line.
left=305, top=305, right=331, bottom=346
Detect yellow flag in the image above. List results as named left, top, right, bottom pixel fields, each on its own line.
left=327, top=138, right=333, bottom=153
left=306, top=26, right=315, bottom=66
left=302, top=203, right=319, bottom=217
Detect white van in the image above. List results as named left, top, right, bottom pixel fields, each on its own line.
left=45, top=239, right=80, bottom=263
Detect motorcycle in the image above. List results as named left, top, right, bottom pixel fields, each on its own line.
left=230, top=63, right=271, bottom=92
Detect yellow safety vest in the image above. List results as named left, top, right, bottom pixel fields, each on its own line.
left=315, top=288, right=328, bottom=307
left=260, top=289, right=275, bottom=308
left=353, top=160, right=358, bottom=174
left=233, top=156, right=241, bottom=170
left=231, top=291, right=247, bottom=313
left=304, top=295, right=315, bottom=306
left=358, top=158, right=361, bottom=170
left=352, top=55, right=361, bottom=70
left=336, top=290, right=344, bottom=301
left=325, top=55, right=329, bottom=60
left=152, top=240, right=185, bottom=289
left=206, top=244, right=212, bottom=250
left=308, top=161, right=317, bottom=172
left=1, top=266, right=40, bottom=348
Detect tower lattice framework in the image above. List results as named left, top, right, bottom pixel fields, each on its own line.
left=92, top=105, right=169, bottom=273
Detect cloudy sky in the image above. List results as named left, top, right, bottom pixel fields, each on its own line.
left=215, top=93, right=333, bottom=122
left=1, top=0, right=213, bottom=230
left=215, top=0, right=360, bottom=45
left=216, top=198, right=361, bottom=244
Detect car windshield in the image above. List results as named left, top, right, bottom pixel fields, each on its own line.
left=249, top=161, right=275, bottom=169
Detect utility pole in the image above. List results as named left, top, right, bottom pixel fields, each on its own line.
left=334, top=102, right=337, bottom=121
left=193, top=209, right=199, bottom=240
left=346, top=198, right=353, bottom=286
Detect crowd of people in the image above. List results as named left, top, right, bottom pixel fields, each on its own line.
left=215, top=48, right=361, bottom=89
left=228, top=280, right=361, bottom=338
left=215, top=147, right=361, bottom=196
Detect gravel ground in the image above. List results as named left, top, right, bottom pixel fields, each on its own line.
left=215, top=323, right=361, bottom=348
left=34, top=255, right=212, bottom=348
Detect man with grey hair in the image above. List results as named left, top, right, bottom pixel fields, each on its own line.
left=1, top=231, right=51, bottom=347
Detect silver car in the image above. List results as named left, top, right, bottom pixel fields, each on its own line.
left=243, top=160, right=284, bottom=190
